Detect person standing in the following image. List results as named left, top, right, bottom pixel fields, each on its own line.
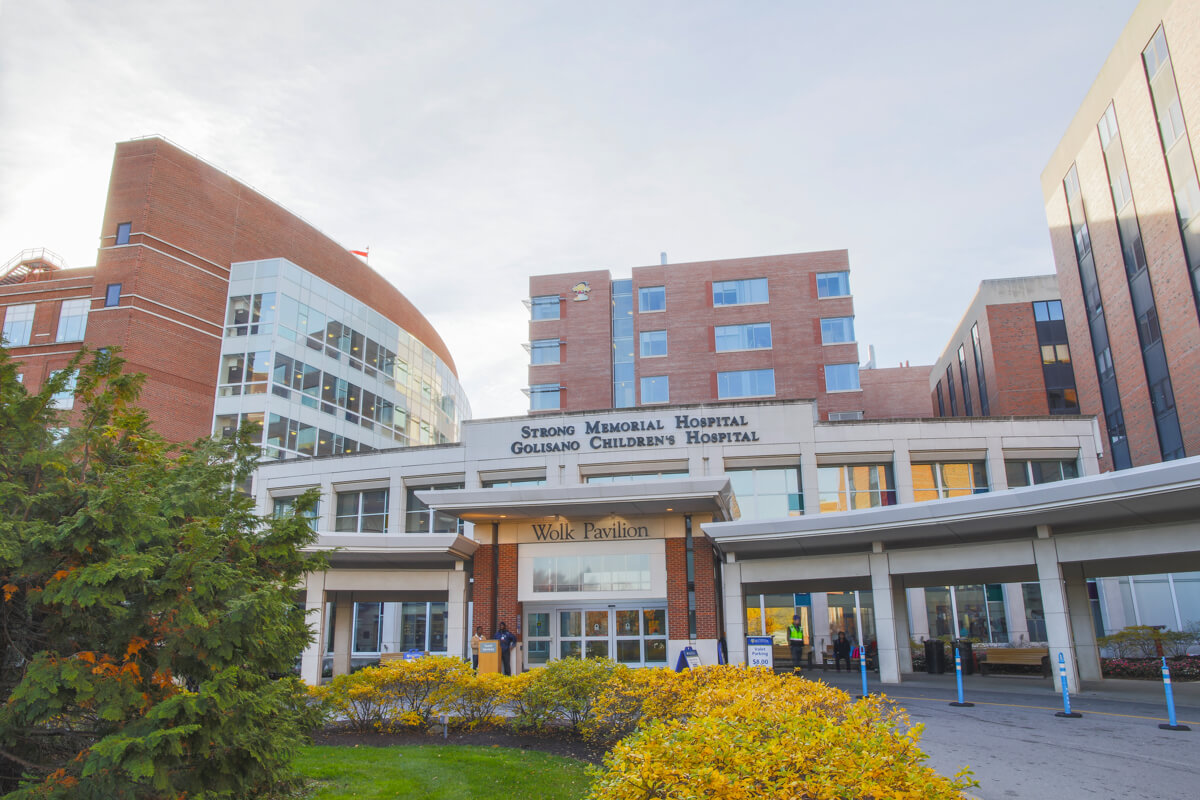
left=787, top=615, right=805, bottom=671
left=470, top=626, right=484, bottom=670
left=833, top=631, right=852, bottom=672
left=495, top=621, right=517, bottom=676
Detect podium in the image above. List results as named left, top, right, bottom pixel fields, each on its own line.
left=477, top=639, right=501, bottom=674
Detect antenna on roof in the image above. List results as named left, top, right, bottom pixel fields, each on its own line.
left=660, top=252, right=668, bottom=265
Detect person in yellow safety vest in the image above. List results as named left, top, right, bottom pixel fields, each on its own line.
left=787, top=615, right=805, bottom=671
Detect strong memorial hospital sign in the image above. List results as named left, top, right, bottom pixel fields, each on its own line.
left=509, top=413, right=763, bottom=454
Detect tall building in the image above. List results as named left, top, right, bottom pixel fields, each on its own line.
left=1043, top=0, right=1200, bottom=471
left=931, top=276, right=1081, bottom=420
left=525, top=251, right=932, bottom=421
left=1, top=137, right=469, bottom=449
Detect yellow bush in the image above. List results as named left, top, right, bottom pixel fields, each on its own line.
left=502, top=669, right=557, bottom=731
left=586, top=667, right=973, bottom=800
left=442, top=671, right=508, bottom=729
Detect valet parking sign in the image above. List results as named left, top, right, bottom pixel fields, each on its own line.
left=509, top=413, right=763, bottom=455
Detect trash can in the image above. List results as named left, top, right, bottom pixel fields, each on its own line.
left=924, top=639, right=947, bottom=674
left=953, top=640, right=974, bottom=675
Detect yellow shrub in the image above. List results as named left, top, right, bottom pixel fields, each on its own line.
left=442, top=671, right=508, bottom=729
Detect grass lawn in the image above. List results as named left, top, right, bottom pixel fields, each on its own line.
left=295, top=744, right=593, bottom=800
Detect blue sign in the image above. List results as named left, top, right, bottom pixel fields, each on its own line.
left=675, top=646, right=702, bottom=672
left=794, top=593, right=811, bottom=607
left=747, top=636, right=774, bottom=668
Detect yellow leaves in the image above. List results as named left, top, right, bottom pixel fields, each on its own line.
left=2, top=583, right=18, bottom=601
left=124, top=636, right=149, bottom=660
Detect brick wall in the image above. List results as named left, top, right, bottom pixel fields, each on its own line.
left=665, top=537, right=690, bottom=640
left=860, top=365, right=934, bottom=418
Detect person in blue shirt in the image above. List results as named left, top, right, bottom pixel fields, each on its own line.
left=495, top=621, right=517, bottom=675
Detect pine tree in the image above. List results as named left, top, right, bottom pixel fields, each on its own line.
left=0, top=346, right=325, bottom=797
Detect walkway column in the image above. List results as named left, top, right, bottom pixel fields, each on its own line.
left=331, top=591, right=354, bottom=678
left=1033, top=528, right=1078, bottom=694
left=892, top=576, right=913, bottom=673
left=300, top=573, right=327, bottom=685
left=1064, top=562, right=1102, bottom=681
left=722, top=555, right=747, bottom=665
left=869, top=547, right=902, bottom=685
left=447, top=563, right=469, bottom=661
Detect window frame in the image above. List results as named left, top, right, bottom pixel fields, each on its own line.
left=639, top=330, right=667, bottom=358
left=819, top=316, right=855, bottom=345
left=1, top=303, right=36, bottom=347
left=55, top=298, right=90, bottom=342
left=115, top=222, right=132, bottom=245
left=824, top=363, right=861, bottom=392
left=712, top=278, right=769, bottom=307
left=104, top=283, right=122, bottom=308
left=639, top=375, right=669, bottom=405
left=637, top=286, right=666, bottom=312
left=530, top=295, right=561, bottom=320
left=716, top=368, right=775, bottom=399
left=816, top=271, right=851, bottom=298
left=714, top=322, right=772, bottom=352
left=529, top=383, right=561, bottom=411
left=530, top=338, right=561, bottom=365
left=334, top=488, right=389, bottom=533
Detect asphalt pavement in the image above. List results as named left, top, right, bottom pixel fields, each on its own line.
left=801, top=668, right=1199, bottom=799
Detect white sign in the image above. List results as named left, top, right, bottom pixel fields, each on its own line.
left=747, top=636, right=774, bottom=669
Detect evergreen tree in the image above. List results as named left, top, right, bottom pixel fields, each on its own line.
left=0, top=346, right=324, bottom=797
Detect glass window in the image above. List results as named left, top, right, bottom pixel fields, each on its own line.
left=911, top=462, right=989, bottom=501
left=585, top=470, right=687, bottom=483
left=115, top=222, right=131, bottom=245
left=715, top=322, right=772, bottom=352
left=640, top=375, right=669, bottom=404
left=334, top=489, right=389, bottom=533
left=816, top=271, right=850, bottom=297
left=824, top=363, right=860, bottom=392
left=820, top=317, right=854, bottom=344
left=532, top=554, right=651, bottom=592
left=1005, top=459, right=1079, bottom=488
left=1, top=304, right=35, bottom=346
left=529, top=383, right=561, bottom=411
left=638, top=286, right=665, bottom=312
left=727, top=466, right=802, bottom=519
left=531, top=295, right=560, bottom=320
left=273, top=496, right=320, bottom=530
left=712, top=278, right=768, bottom=306
left=817, top=464, right=896, bottom=512
left=530, top=338, right=560, bottom=365
left=717, top=368, right=775, bottom=399
left=481, top=477, right=547, bottom=488
left=639, top=330, right=667, bottom=357
left=104, top=283, right=122, bottom=307
left=48, top=370, right=77, bottom=410
left=404, top=484, right=464, bottom=533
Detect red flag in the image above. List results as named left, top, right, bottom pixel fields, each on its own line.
left=350, top=247, right=369, bottom=259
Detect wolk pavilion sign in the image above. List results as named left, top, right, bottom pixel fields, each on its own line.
left=509, top=413, right=761, bottom=455
left=526, top=519, right=652, bottom=542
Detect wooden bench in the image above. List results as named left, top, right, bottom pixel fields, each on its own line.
left=980, top=647, right=1050, bottom=677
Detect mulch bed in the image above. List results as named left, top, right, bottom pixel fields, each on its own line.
left=311, top=726, right=610, bottom=765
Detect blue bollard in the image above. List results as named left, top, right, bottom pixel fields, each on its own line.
left=1158, top=656, right=1191, bottom=732
left=949, top=646, right=974, bottom=707
left=1055, top=651, right=1081, bottom=718
left=859, top=647, right=869, bottom=698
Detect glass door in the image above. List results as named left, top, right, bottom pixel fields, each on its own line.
left=552, top=607, right=668, bottom=667
left=584, top=610, right=610, bottom=659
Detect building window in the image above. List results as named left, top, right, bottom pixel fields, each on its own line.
left=639, top=375, right=669, bottom=404
left=957, top=345, right=973, bottom=416
left=104, top=283, right=122, bottom=308
left=936, top=380, right=946, bottom=417
left=224, top=293, right=276, bottom=337
left=218, top=350, right=271, bottom=396
left=115, top=222, right=131, bottom=245
left=1, top=303, right=35, bottom=346
left=1033, top=299, right=1080, bottom=417
left=820, top=317, right=855, bottom=344
left=712, top=278, right=768, bottom=307
left=639, top=330, right=667, bottom=357
left=351, top=601, right=448, bottom=658
left=717, top=368, right=775, bottom=399
left=945, top=364, right=958, bottom=416
left=529, top=383, right=561, bottom=411
left=530, top=295, right=560, bottom=320
left=727, top=466, right=802, bottom=519
left=816, top=271, right=850, bottom=297
left=404, top=485, right=464, bottom=533
left=54, top=299, right=89, bottom=343
left=612, top=280, right=635, bottom=409
left=533, top=554, right=651, bottom=592
left=585, top=470, right=687, bottom=484
left=817, top=464, right=895, bottom=512
left=911, top=461, right=989, bottom=501
left=481, top=477, right=547, bottom=488
left=530, top=338, right=560, bottom=365
left=273, top=496, right=320, bottom=530
left=824, top=363, right=860, bottom=392
left=827, top=410, right=863, bottom=421
left=638, top=286, right=665, bottom=312
left=971, top=323, right=989, bottom=416
left=48, top=371, right=78, bottom=410
left=715, top=322, right=772, bottom=352
left=1005, top=459, right=1079, bottom=488
left=335, top=489, right=389, bottom=533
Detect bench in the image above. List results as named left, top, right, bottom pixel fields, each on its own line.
left=980, top=647, right=1050, bottom=677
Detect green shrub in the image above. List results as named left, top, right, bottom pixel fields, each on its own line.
left=1098, top=625, right=1193, bottom=658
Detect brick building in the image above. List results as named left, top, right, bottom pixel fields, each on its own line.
left=930, top=276, right=1081, bottom=423
left=1, top=137, right=468, bottom=448
left=525, top=251, right=932, bottom=422
left=1042, top=0, right=1200, bottom=471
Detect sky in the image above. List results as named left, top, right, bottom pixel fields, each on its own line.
left=0, top=0, right=1139, bottom=419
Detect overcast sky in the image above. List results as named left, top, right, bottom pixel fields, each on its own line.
left=0, top=1, right=1137, bottom=419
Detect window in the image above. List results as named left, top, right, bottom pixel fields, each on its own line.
left=115, top=222, right=131, bottom=245
left=1, top=304, right=35, bottom=346
left=911, top=462, right=988, bottom=501
left=817, top=464, right=895, bottom=512
left=530, top=339, right=560, bottom=365
left=585, top=470, right=687, bottom=484
left=104, top=283, right=122, bottom=307
left=55, top=299, right=89, bottom=342
left=532, top=554, right=651, bottom=592
left=971, top=323, right=990, bottom=416
left=273, top=496, right=320, bottom=530
left=958, top=345, right=972, bottom=416
left=638, top=286, right=665, bottom=312
left=224, top=292, right=276, bottom=336
left=481, top=477, right=547, bottom=488
left=727, top=466, right=802, bottom=519
left=405, top=485, right=464, bottom=533
left=827, top=410, right=863, bottom=421
left=816, top=271, right=850, bottom=297
left=529, top=383, right=561, bottom=411
left=531, top=295, right=560, bottom=320
left=1041, top=344, right=1072, bottom=365
left=218, top=350, right=271, bottom=396
left=335, top=489, right=388, bottom=533
left=48, top=370, right=77, bottom=410
left=1005, top=459, right=1079, bottom=488
left=351, top=601, right=448, bottom=657
left=824, top=363, right=860, bottom=392
left=640, top=375, right=669, bottom=404
left=717, top=368, right=775, bottom=399
left=611, top=280, right=634, bottom=408
left=820, top=317, right=854, bottom=344
left=1033, top=300, right=1064, bottom=322
left=639, top=330, right=667, bottom=357
left=945, top=364, right=958, bottom=416
left=712, top=278, right=768, bottom=306
left=715, top=322, right=772, bottom=352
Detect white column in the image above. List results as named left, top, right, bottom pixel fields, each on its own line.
left=1004, top=582, right=1030, bottom=644
left=811, top=592, right=830, bottom=662
left=869, top=549, right=902, bottom=685
left=447, top=564, right=469, bottom=661
left=1033, top=530, right=1079, bottom=694
left=300, top=572, right=327, bottom=685
left=892, top=577, right=913, bottom=673
left=722, top=557, right=747, bottom=665
left=892, top=448, right=915, bottom=505
left=1063, top=563, right=1102, bottom=682
left=906, top=587, right=931, bottom=641
left=331, top=591, right=354, bottom=677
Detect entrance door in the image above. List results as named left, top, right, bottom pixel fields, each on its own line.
left=547, top=607, right=668, bottom=668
